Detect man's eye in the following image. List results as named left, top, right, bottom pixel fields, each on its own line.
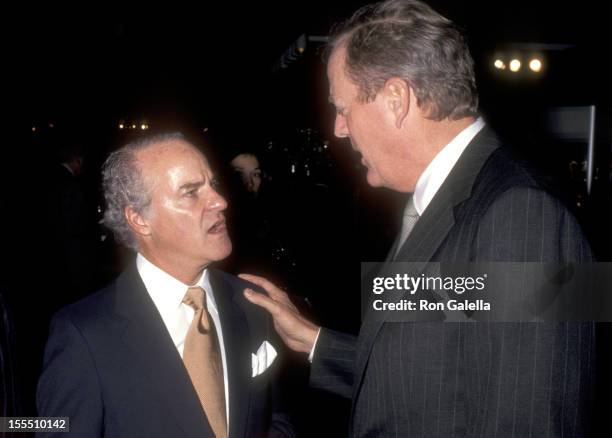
left=185, top=189, right=197, bottom=197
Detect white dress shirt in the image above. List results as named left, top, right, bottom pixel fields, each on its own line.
left=412, top=117, right=485, bottom=215
left=309, top=117, right=485, bottom=361
left=136, top=254, right=230, bottom=426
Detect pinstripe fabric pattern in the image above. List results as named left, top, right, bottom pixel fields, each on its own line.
left=310, top=329, right=358, bottom=399
left=310, top=128, right=595, bottom=437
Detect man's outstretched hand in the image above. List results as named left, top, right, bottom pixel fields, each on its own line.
left=240, top=274, right=320, bottom=354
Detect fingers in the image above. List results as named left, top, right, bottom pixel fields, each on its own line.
left=239, top=273, right=289, bottom=302
left=244, top=288, right=319, bottom=354
left=238, top=273, right=277, bottom=291
left=243, top=288, right=282, bottom=315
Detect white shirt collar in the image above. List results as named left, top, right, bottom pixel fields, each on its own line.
left=413, top=117, right=485, bottom=216
left=135, top=253, right=218, bottom=321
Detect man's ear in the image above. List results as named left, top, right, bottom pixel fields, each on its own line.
left=383, top=77, right=410, bottom=129
left=124, top=206, right=151, bottom=238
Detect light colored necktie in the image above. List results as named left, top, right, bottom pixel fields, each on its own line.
left=182, top=286, right=227, bottom=438
left=394, top=196, right=419, bottom=258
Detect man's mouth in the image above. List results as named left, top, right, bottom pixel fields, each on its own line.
left=208, top=218, right=226, bottom=234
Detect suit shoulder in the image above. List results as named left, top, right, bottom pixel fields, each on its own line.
left=210, top=269, right=271, bottom=327
left=52, top=280, right=118, bottom=328
left=210, top=269, right=266, bottom=295
left=471, top=145, right=577, bottom=211
left=478, top=147, right=548, bottom=190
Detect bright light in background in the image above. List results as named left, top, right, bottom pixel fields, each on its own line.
left=509, top=59, right=521, bottom=72
left=31, top=126, right=37, bottom=132
left=494, top=59, right=506, bottom=70
left=529, top=58, right=542, bottom=72
left=118, top=120, right=150, bottom=130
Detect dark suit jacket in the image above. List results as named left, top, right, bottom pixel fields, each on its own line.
left=311, top=127, right=595, bottom=437
left=1, top=289, right=20, bottom=418
left=37, top=264, right=294, bottom=438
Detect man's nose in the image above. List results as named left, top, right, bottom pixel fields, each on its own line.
left=334, top=114, right=348, bottom=138
left=208, top=189, right=228, bottom=211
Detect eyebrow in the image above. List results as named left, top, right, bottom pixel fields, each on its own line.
left=179, top=181, right=205, bottom=191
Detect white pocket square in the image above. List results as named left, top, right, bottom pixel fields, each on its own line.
left=251, top=341, right=277, bottom=377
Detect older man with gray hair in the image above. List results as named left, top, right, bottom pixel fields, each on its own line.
left=242, top=0, right=595, bottom=436
left=37, top=132, right=295, bottom=438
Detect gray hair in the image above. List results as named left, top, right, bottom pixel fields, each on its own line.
left=329, top=0, right=479, bottom=121
left=101, top=132, right=186, bottom=250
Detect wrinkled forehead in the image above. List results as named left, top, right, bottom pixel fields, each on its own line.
left=136, top=140, right=211, bottom=186
left=327, top=46, right=354, bottom=98
left=327, top=46, right=344, bottom=82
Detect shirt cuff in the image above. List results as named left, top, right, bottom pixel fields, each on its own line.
left=307, top=327, right=322, bottom=363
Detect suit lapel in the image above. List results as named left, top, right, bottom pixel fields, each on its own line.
left=209, top=270, right=252, bottom=438
left=353, top=127, right=502, bottom=402
left=113, top=265, right=213, bottom=438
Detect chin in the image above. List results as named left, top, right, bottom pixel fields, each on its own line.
left=200, top=238, right=233, bottom=265
left=366, top=172, right=384, bottom=188
left=216, top=240, right=233, bottom=261
left=223, top=241, right=233, bottom=259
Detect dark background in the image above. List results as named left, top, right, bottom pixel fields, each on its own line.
left=2, top=1, right=611, bottom=436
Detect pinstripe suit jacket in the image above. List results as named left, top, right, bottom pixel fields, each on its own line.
left=310, top=127, right=595, bottom=437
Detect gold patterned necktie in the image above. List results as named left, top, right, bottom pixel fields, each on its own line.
left=182, top=286, right=227, bottom=438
